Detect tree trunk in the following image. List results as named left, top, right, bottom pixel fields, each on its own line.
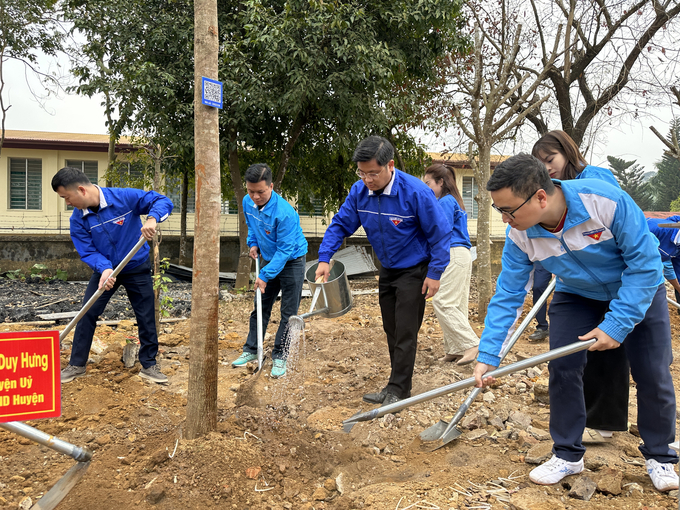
left=153, top=154, right=162, bottom=335
left=228, top=130, right=252, bottom=289
left=471, top=142, right=493, bottom=320
left=179, top=167, right=190, bottom=266
left=187, top=0, right=220, bottom=439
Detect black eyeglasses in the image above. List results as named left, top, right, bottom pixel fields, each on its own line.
left=492, top=189, right=539, bottom=219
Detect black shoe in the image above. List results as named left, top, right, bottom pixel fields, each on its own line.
left=528, top=328, right=549, bottom=341
left=363, top=388, right=388, bottom=404
left=363, top=388, right=411, bottom=404
left=381, top=392, right=402, bottom=407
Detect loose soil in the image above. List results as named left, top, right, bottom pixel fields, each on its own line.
left=0, top=277, right=678, bottom=510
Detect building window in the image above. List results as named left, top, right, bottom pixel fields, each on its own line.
left=166, top=174, right=195, bottom=213
left=65, top=160, right=98, bottom=185
left=300, top=196, right=324, bottom=217
left=9, top=158, right=42, bottom=210
left=65, top=160, right=98, bottom=210
left=119, top=162, right=146, bottom=188
left=462, top=176, right=478, bottom=219
left=223, top=196, right=238, bottom=214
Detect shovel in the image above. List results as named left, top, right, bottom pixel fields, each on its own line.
left=255, top=256, right=264, bottom=372
left=420, top=277, right=556, bottom=449
left=342, top=337, right=596, bottom=432
left=59, top=235, right=149, bottom=344
left=0, top=235, right=148, bottom=510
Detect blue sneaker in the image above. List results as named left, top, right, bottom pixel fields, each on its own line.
left=271, top=359, right=287, bottom=378
left=232, top=352, right=257, bottom=367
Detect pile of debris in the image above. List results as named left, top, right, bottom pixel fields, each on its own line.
left=0, top=278, right=192, bottom=324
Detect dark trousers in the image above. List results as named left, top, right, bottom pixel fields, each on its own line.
left=532, top=262, right=551, bottom=330
left=534, top=262, right=630, bottom=429
left=243, top=255, right=305, bottom=360
left=583, top=348, right=630, bottom=430
left=70, top=261, right=158, bottom=369
left=379, top=261, right=428, bottom=399
left=548, top=285, right=677, bottom=463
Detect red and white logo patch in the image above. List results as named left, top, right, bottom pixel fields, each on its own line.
left=582, top=227, right=605, bottom=240
left=390, top=217, right=402, bottom=227
left=114, top=218, right=125, bottom=226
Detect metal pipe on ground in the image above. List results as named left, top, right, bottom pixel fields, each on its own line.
left=342, top=338, right=597, bottom=433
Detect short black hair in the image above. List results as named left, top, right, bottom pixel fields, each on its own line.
left=244, top=163, right=272, bottom=185
left=486, top=153, right=555, bottom=198
left=51, top=167, right=92, bottom=191
left=352, top=136, right=394, bottom=166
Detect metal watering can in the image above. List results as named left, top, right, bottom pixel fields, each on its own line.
left=289, top=260, right=353, bottom=329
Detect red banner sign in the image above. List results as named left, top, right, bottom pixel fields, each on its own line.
left=0, top=330, right=61, bottom=423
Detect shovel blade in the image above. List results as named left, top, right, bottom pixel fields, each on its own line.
left=341, top=409, right=363, bottom=433
left=419, top=419, right=450, bottom=441
left=433, top=426, right=463, bottom=449
left=32, top=461, right=91, bottom=510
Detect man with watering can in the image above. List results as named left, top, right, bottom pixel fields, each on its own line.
left=316, top=136, right=451, bottom=407
left=231, top=163, right=308, bottom=378
left=473, top=154, right=678, bottom=492
left=52, top=166, right=174, bottom=385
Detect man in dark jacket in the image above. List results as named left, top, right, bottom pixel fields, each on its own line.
left=52, top=166, right=173, bottom=385
left=315, top=136, right=451, bottom=406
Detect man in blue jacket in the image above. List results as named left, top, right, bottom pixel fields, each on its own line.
left=473, top=154, right=678, bottom=492
left=231, top=163, right=308, bottom=378
left=52, top=166, right=173, bottom=385
left=315, top=136, right=451, bottom=407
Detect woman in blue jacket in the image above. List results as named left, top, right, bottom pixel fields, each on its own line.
left=424, top=164, right=479, bottom=365
left=532, top=130, right=627, bottom=444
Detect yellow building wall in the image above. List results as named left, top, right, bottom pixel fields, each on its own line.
left=1, top=145, right=506, bottom=239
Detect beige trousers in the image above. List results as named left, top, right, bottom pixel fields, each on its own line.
left=432, top=246, right=479, bottom=355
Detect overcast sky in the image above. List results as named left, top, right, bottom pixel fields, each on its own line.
left=3, top=57, right=677, bottom=173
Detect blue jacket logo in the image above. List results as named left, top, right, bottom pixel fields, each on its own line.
left=389, top=217, right=402, bottom=227
left=114, top=217, right=125, bottom=226
left=583, top=227, right=605, bottom=240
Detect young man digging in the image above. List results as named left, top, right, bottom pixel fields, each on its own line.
left=473, top=154, right=678, bottom=492
left=52, top=166, right=173, bottom=385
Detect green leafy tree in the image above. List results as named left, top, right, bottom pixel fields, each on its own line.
left=218, top=0, right=467, bottom=287
left=607, top=156, right=653, bottom=211
left=0, top=0, right=64, bottom=156
left=649, top=118, right=680, bottom=211
left=65, top=0, right=467, bottom=288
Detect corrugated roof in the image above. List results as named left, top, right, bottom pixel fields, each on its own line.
left=3, top=130, right=132, bottom=144
left=644, top=211, right=680, bottom=219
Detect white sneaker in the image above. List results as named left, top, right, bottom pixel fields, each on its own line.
left=529, top=455, right=584, bottom=485
left=645, top=459, right=679, bottom=492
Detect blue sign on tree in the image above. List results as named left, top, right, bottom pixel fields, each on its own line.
left=201, top=77, right=223, bottom=109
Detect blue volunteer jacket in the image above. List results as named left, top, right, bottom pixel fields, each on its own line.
left=647, top=215, right=680, bottom=280
left=438, top=194, right=471, bottom=249
left=244, top=191, right=308, bottom=283
left=70, top=187, right=173, bottom=274
left=318, top=169, right=451, bottom=279
left=576, top=164, right=618, bottom=187
left=478, top=178, right=663, bottom=367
